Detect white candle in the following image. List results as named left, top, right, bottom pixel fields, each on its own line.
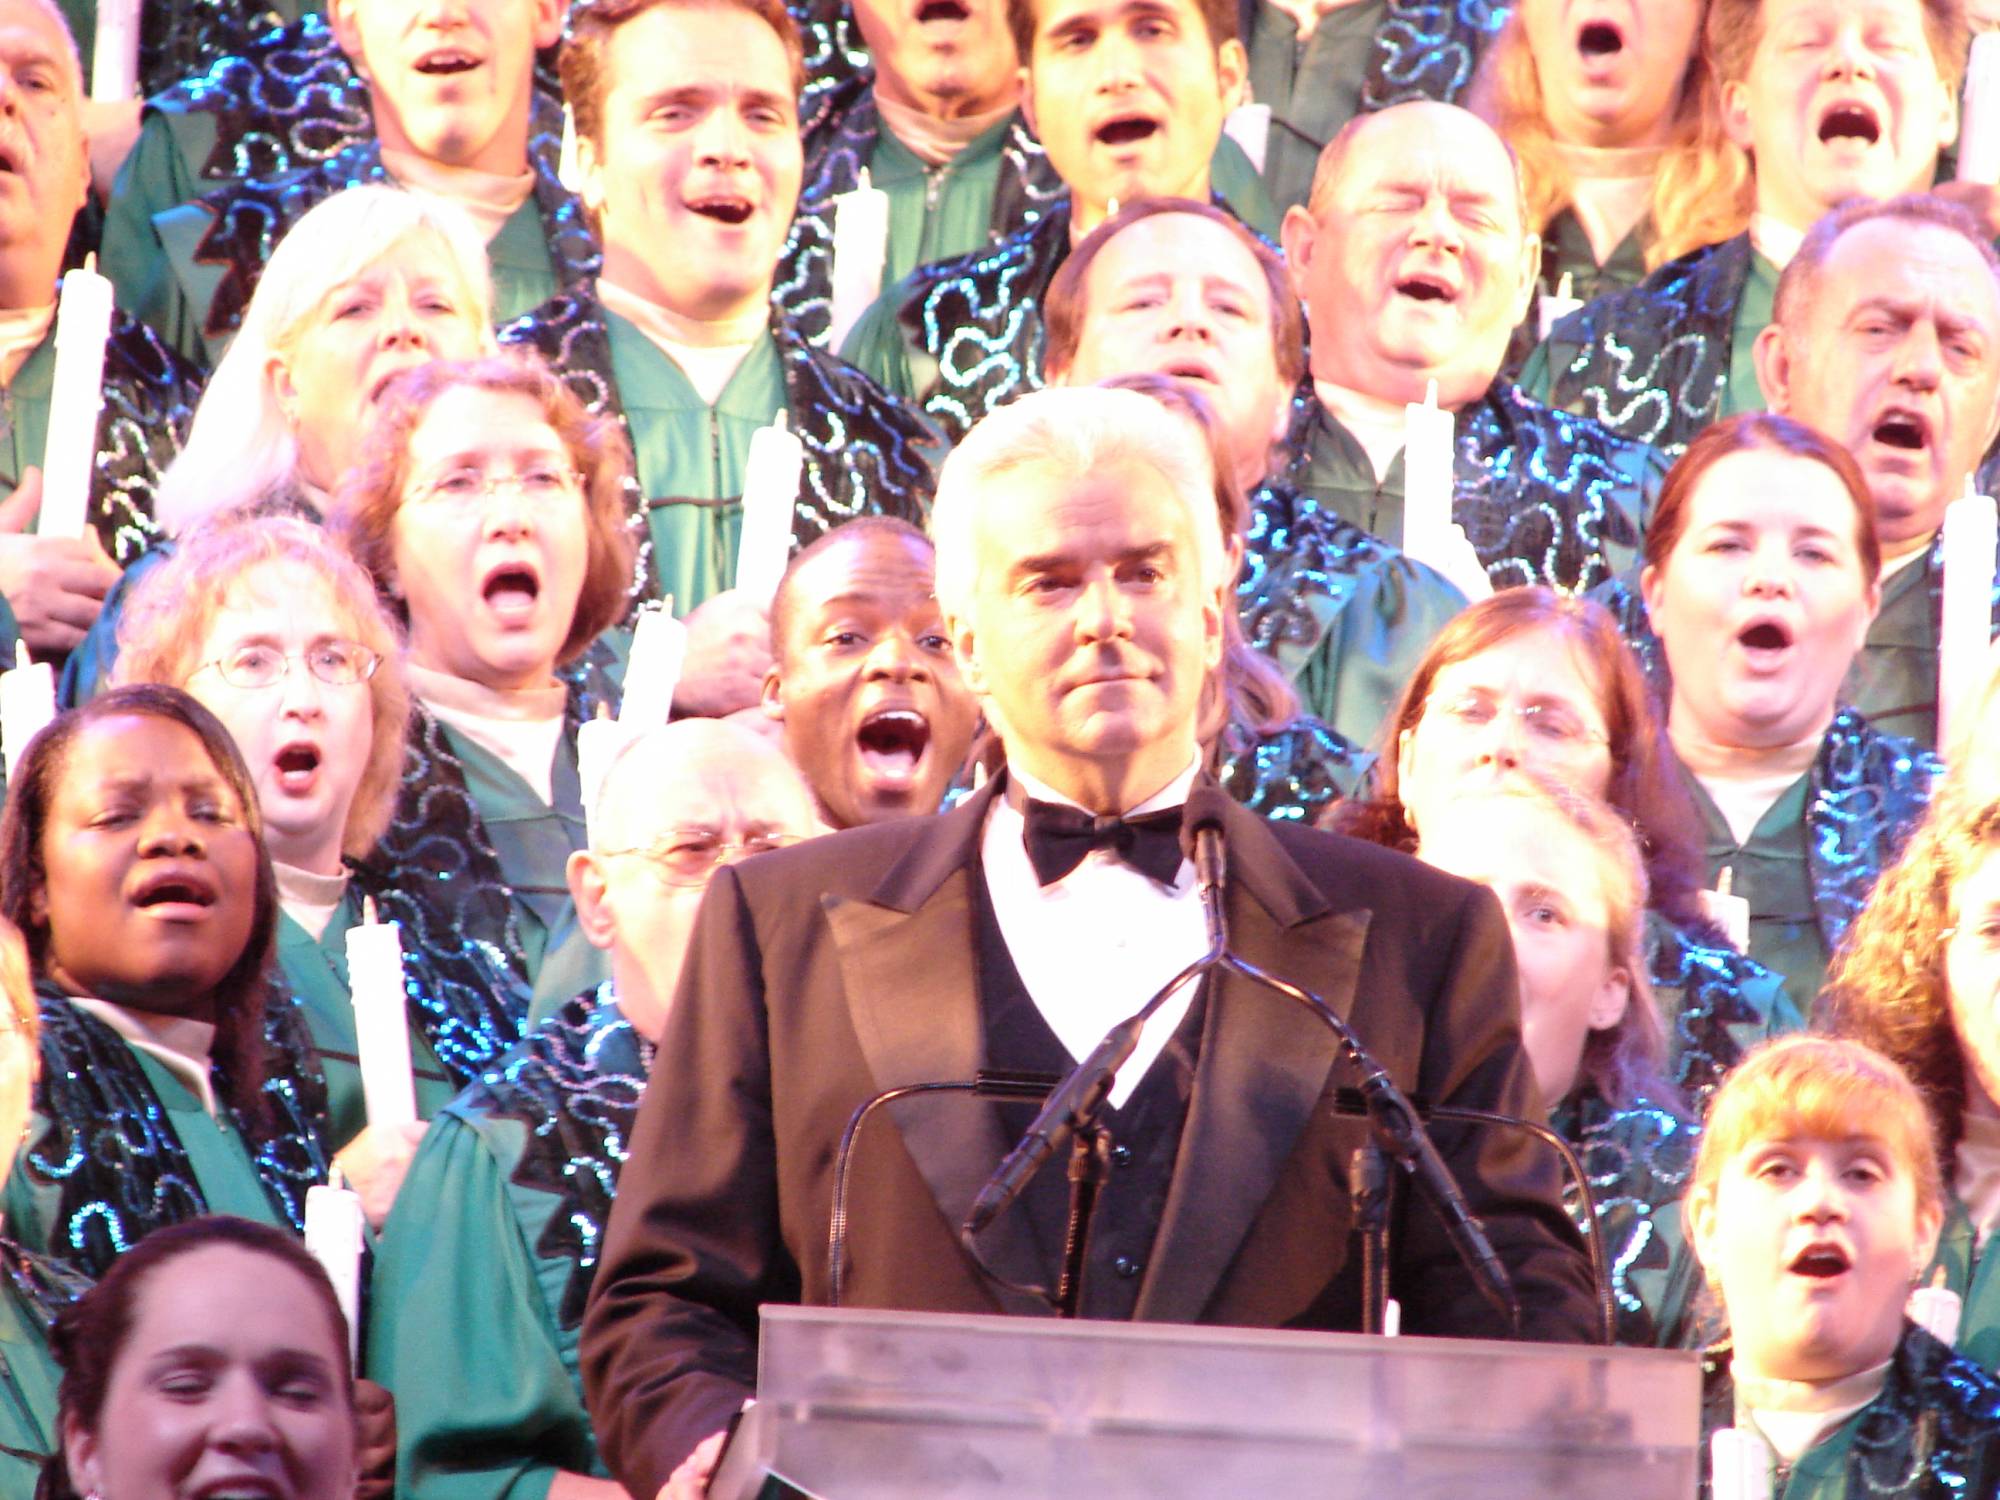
left=1909, top=1267, right=1963, bottom=1347
left=303, top=1172, right=364, bottom=1363
left=1402, top=377, right=1456, bottom=560
left=1710, top=1429, right=1774, bottom=1500
left=40, top=257, right=114, bottom=543
left=346, top=900, right=417, bottom=1130
left=557, top=102, right=584, bottom=192
left=1223, top=102, right=1272, bottom=176
left=1699, top=866, right=1751, bottom=954
left=90, top=0, right=140, bottom=103
left=736, top=413, right=803, bottom=605
left=827, top=167, right=891, bottom=353
left=1537, top=271, right=1582, bottom=342
left=620, top=596, right=687, bottom=727
left=577, top=707, right=638, bottom=847
left=1964, top=32, right=2000, bottom=184
left=1939, top=477, right=1998, bottom=749
left=0, top=641, right=54, bottom=780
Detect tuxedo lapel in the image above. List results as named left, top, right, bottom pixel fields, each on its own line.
left=1136, top=805, right=1372, bottom=1323
left=822, top=784, right=1048, bottom=1315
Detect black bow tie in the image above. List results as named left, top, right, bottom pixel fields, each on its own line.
left=1021, top=798, right=1185, bottom=887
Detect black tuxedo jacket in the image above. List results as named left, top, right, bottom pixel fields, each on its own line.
left=581, top=783, right=1599, bottom=1495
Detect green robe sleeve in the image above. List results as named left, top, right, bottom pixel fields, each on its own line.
left=1284, top=555, right=1467, bottom=751
left=367, top=1111, right=594, bottom=1500
left=836, top=276, right=925, bottom=399
left=0, top=1280, right=60, bottom=1499
left=100, top=109, right=215, bottom=363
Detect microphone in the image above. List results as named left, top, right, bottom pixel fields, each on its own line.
left=1181, top=784, right=1231, bottom=952
left=962, top=1013, right=1148, bottom=1238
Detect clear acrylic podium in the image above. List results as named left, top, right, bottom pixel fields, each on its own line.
left=707, top=1305, right=1702, bottom=1499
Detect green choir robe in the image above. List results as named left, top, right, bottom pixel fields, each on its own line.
left=276, top=895, right=456, bottom=1154
left=866, top=113, right=1028, bottom=292
left=1521, top=237, right=1780, bottom=456
left=1699, top=1325, right=2000, bottom=1500
left=1686, top=771, right=1824, bottom=1011
left=1539, top=209, right=1651, bottom=307
left=1844, top=552, right=1944, bottom=746
left=1243, top=0, right=1382, bottom=217
left=0, top=1257, right=63, bottom=1500
left=366, top=988, right=647, bottom=1499
left=603, top=312, right=792, bottom=613
left=56, top=0, right=315, bottom=103
left=431, top=722, right=607, bottom=1027
left=4, top=1043, right=285, bottom=1249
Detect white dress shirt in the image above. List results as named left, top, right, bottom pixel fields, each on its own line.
left=980, top=761, right=1208, bottom=1107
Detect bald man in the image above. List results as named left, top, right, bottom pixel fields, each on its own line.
left=1280, top=101, right=1662, bottom=594
left=367, top=720, right=819, bottom=1500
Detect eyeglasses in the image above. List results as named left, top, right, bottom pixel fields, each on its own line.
left=1425, top=693, right=1610, bottom=751
left=409, top=462, right=582, bottom=508
left=598, top=830, right=802, bottom=887
left=195, top=641, right=383, bottom=690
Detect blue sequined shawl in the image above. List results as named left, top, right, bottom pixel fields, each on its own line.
left=18, top=988, right=330, bottom=1279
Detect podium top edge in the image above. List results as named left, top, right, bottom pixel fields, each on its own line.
left=757, top=1305, right=1697, bottom=1368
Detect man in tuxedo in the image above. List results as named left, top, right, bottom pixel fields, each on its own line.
left=581, top=385, right=1599, bottom=1498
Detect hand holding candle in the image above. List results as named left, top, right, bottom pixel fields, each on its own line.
left=40, top=257, right=115, bottom=544
left=736, top=413, right=804, bottom=605
left=827, top=168, right=891, bottom=353
left=346, top=899, right=417, bottom=1130
left=0, top=641, right=54, bottom=780
left=1939, top=477, right=1998, bottom=751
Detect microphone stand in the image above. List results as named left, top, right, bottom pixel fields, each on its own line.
left=1179, top=792, right=1522, bottom=1334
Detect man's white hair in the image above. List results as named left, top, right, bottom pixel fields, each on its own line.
left=929, top=385, right=1225, bottom=624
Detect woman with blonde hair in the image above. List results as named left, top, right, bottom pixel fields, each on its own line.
left=155, top=184, right=497, bottom=534
left=1477, top=0, right=1740, bottom=303
left=62, top=185, right=499, bottom=706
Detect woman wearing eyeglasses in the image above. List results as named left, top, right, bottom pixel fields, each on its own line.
left=335, top=351, right=637, bottom=1038
left=1335, top=584, right=1796, bottom=1112
left=1636, top=413, right=1936, bottom=1012
left=110, top=515, right=467, bottom=1226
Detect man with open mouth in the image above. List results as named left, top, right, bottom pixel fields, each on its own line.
left=761, top=516, right=980, bottom=830
left=502, top=0, right=940, bottom=720
left=839, top=0, right=1276, bottom=444
left=1526, top=0, right=1967, bottom=460
left=778, top=0, right=1066, bottom=346
left=0, top=0, right=203, bottom=665
left=99, top=0, right=598, bottom=369
left=1279, top=101, right=1663, bottom=597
